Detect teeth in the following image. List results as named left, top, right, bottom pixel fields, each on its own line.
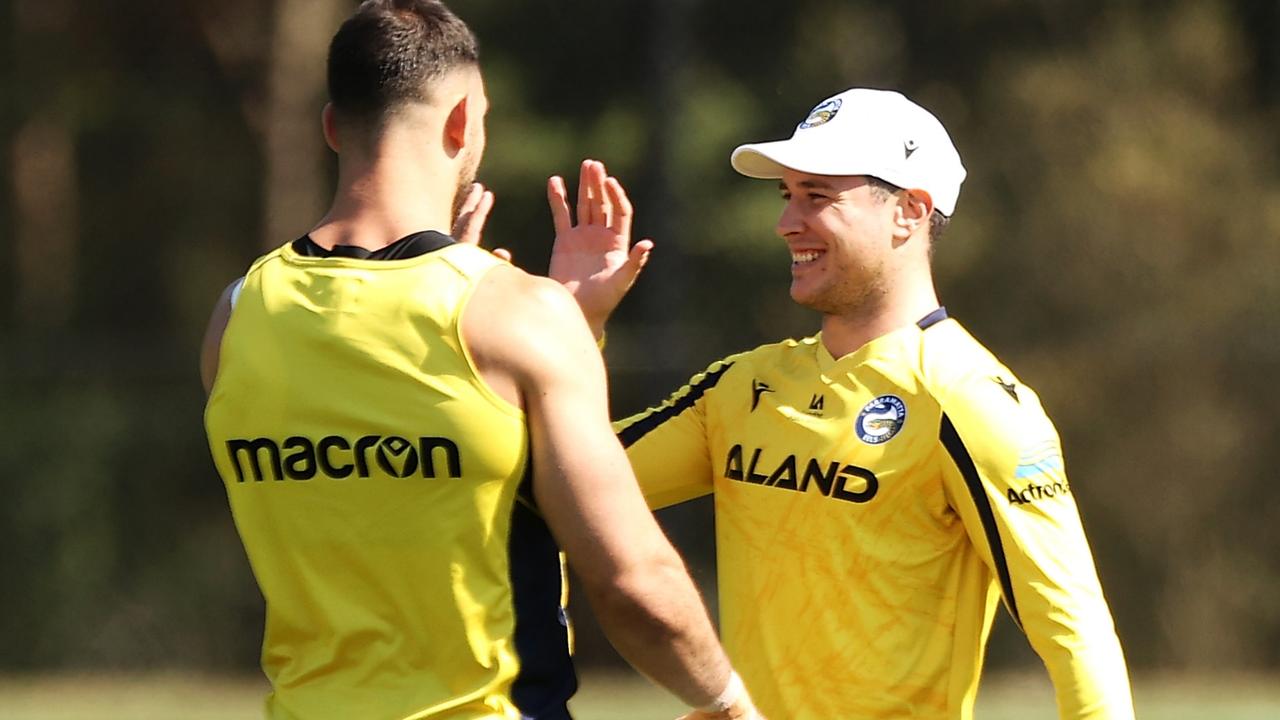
left=791, top=250, right=821, bottom=264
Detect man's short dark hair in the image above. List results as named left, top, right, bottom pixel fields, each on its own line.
left=865, top=176, right=950, bottom=248
left=327, top=0, right=479, bottom=128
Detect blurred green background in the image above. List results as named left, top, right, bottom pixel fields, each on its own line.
left=2, top=0, right=1279, bottom=716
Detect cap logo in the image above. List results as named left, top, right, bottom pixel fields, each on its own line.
left=798, top=98, right=842, bottom=129
left=904, top=139, right=919, bottom=159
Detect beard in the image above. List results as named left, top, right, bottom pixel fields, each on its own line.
left=792, top=259, right=889, bottom=318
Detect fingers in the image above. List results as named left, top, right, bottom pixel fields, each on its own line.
left=453, top=183, right=483, bottom=240
left=616, top=238, right=654, bottom=289
left=563, top=159, right=630, bottom=231
left=591, top=161, right=612, bottom=227
left=604, top=176, right=633, bottom=237
left=572, top=159, right=614, bottom=227
left=492, top=248, right=512, bottom=263
left=547, top=175, right=572, bottom=236
left=452, top=183, right=494, bottom=247
left=576, top=160, right=592, bottom=228
left=632, top=238, right=655, bottom=259
left=471, top=188, right=495, bottom=234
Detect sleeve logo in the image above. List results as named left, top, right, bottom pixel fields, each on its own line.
left=1007, top=481, right=1071, bottom=505
left=855, top=395, right=906, bottom=444
left=1008, top=438, right=1069, bottom=505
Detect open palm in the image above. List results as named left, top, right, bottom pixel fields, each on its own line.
left=547, top=159, right=653, bottom=337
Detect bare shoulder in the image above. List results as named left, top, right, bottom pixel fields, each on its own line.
left=463, top=263, right=599, bottom=383
left=470, top=264, right=586, bottom=334
left=200, top=277, right=245, bottom=395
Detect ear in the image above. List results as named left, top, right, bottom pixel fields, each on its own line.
left=321, top=103, right=340, bottom=153
left=891, top=188, right=933, bottom=241
left=443, top=94, right=470, bottom=157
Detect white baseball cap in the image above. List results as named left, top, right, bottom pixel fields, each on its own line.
left=731, top=88, right=966, bottom=216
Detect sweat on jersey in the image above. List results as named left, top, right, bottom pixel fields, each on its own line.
left=616, top=309, right=1134, bottom=720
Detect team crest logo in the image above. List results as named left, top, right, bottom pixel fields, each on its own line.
left=798, top=98, right=842, bottom=129
left=855, top=395, right=906, bottom=444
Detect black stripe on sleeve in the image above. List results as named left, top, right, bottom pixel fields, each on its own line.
left=617, top=362, right=733, bottom=448
left=940, top=413, right=1023, bottom=629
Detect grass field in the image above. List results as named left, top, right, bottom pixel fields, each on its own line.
left=1, top=672, right=1278, bottom=719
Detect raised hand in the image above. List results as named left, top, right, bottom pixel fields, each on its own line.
left=452, top=182, right=510, bottom=261
left=547, top=159, right=653, bottom=338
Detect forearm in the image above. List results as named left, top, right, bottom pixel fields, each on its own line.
left=586, top=553, right=734, bottom=709
left=1012, top=562, right=1134, bottom=719
left=1000, top=523, right=1135, bottom=718
left=1035, top=622, right=1134, bottom=720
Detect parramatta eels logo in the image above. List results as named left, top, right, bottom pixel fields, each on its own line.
left=855, top=395, right=907, bottom=445
left=798, top=98, right=842, bottom=129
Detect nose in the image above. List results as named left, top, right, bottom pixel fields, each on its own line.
left=775, top=200, right=803, bottom=239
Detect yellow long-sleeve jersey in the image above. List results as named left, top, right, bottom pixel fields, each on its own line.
left=617, top=309, right=1134, bottom=719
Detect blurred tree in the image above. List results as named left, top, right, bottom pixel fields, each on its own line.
left=195, top=0, right=344, bottom=249
left=0, top=0, right=1277, bottom=679
left=944, top=0, right=1280, bottom=670
left=10, top=0, right=78, bottom=330
left=260, top=0, right=346, bottom=249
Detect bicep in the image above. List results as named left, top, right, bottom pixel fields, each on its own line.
left=528, top=369, right=670, bottom=585
left=476, top=276, right=672, bottom=586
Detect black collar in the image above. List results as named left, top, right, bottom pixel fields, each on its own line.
left=292, top=230, right=455, bottom=260
left=916, top=307, right=949, bottom=330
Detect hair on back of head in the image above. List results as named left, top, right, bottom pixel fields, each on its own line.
left=865, top=176, right=950, bottom=247
left=328, top=0, right=479, bottom=128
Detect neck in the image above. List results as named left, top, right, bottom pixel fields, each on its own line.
left=309, top=139, right=459, bottom=251
left=819, top=272, right=940, bottom=359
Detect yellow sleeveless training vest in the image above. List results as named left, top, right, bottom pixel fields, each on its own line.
left=205, top=236, right=575, bottom=720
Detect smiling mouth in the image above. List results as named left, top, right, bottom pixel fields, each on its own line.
left=791, top=250, right=823, bottom=266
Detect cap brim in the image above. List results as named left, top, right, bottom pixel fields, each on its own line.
left=730, top=140, right=810, bottom=179
left=732, top=138, right=874, bottom=180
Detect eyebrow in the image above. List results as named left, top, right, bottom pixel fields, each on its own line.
left=779, top=179, right=836, bottom=192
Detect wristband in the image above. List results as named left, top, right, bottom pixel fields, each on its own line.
left=699, top=671, right=745, bottom=712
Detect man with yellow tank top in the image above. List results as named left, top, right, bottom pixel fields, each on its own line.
left=534, top=90, right=1137, bottom=719
left=201, top=2, right=762, bottom=719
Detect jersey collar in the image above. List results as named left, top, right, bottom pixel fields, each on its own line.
left=816, top=307, right=948, bottom=373
left=292, top=230, right=455, bottom=260
left=916, top=306, right=949, bottom=330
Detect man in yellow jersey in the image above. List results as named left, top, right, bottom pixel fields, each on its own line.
left=200, top=2, right=762, bottom=719
left=539, top=89, right=1137, bottom=719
